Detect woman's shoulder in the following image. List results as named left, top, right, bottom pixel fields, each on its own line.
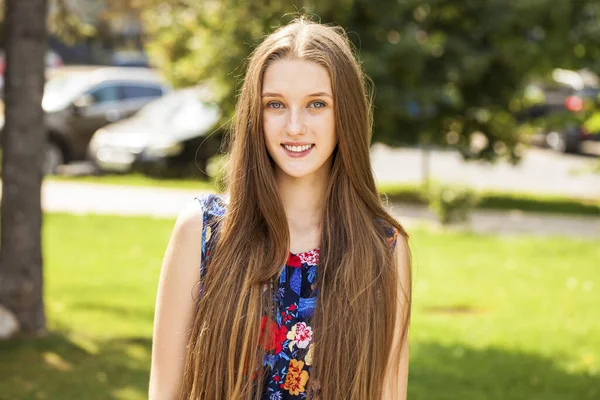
left=194, top=193, right=229, bottom=220
left=171, top=193, right=227, bottom=235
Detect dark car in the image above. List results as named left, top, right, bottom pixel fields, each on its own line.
left=520, top=69, right=600, bottom=154
left=88, top=86, right=222, bottom=178
left=544, top=86, right=600, bottom=153
left=34, top=66, right=171, bottom=173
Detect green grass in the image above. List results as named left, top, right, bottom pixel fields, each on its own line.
left=0, top=214, right=598, bottom=399
left=408, top=230, right=599, bottom=399
left=49, top=173, right=215, bottom=191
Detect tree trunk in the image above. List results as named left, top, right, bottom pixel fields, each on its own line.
left=0, top=0, right=48, bottom=337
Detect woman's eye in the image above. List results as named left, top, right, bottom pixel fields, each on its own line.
left=309, top=101, right=326, bottom=109
left=267, top=101, right=284, bottom=109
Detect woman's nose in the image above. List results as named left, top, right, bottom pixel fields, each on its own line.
left=286, top=109, right=305, bottom=135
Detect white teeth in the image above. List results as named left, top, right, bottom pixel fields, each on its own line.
left=283, top=144, right=312, bottom=152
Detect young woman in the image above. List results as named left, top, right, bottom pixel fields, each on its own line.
left=150, top=18, right=411, bottom=400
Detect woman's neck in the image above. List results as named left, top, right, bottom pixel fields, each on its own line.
left=275, top=168, right=329, bottom=253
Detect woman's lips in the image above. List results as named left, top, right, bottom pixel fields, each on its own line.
left=281, top=144, right=314, bottom=158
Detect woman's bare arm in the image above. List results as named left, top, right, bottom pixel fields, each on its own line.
left=149, top=199, right=204, bottom=400
left=382, top=234, right=412, bottom=400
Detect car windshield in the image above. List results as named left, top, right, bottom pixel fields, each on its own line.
left=171, top=95, right=220, bottom=133
left=136, top=89, right=219, bottom=136
left=137, top=92, right=184, bottom=122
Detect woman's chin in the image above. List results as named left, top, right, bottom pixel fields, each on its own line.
left=276, top=164, right=317, bottom=180
left=282, top=169, right=313, bottom=179
left=272, top=155, right=332, bottom=181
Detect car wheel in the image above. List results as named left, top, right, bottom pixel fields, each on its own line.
left=563, top=127, right=582, bottom=154
left=43, top=140, right=65, bottom=175
left=546, top=131, right=566, bottom=152
left=547, top=127, right=582, bottom=154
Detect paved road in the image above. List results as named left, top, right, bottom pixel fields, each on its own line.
left=33, top=181, right=600, bottom=238
left=40, top=181, right=207, bottom=218
left=370, top=144, right=600, bottom=200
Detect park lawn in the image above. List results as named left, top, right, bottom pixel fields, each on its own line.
left=50, top=172, right=215, bottom=191
left=0, top=214, right=598, bottom=400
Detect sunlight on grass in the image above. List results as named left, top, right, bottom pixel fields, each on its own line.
left=49, top=172, right=215, bottom=191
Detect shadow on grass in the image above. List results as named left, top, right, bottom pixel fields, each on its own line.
left=2, top=335, right=598, bottom=399
left=409, top=342, right=598, bottom=400
left=0, top=332, right=151, bottom=400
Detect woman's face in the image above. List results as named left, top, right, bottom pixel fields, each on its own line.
left=262, top=59, right=336, bottom=181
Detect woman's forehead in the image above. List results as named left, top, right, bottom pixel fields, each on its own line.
left=262, top=59, right=332, bottom=97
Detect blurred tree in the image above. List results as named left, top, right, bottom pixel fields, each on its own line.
left=0, top=0, right=152, bottom=47
left=345, top=0, right=600, bottom=161
left=0, top=0, right=48, bottom=337
left=0, top=0, right=145, bottom=339
left=141, top=0, right=600, bottom=161
left=0, top=0, right=95, bottom=46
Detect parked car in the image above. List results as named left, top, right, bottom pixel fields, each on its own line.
left=520, top=69, right=600, bottom=153
left=31, top=66, right=171, bottom=174
left=88, top=86, right=222, bottom=178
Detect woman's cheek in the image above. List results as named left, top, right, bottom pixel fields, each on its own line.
left=264, top=113, right=285, bottom=133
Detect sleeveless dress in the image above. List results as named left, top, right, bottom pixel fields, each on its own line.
left=195, top=193, right=399, bottom=400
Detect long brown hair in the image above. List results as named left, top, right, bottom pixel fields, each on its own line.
left=181, top=17, right=410, bottom=399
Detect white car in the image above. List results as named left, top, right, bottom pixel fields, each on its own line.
left=88, top=85, right=221, bottom=178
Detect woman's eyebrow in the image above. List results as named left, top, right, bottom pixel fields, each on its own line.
left=307, top=92, right=332, bottom=98
left=261, top=92, right=333, bottom=98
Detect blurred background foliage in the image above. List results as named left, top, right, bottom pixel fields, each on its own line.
left=136, top=0, right=600, bottom=161
left=2, top=0, right=599, bottom=162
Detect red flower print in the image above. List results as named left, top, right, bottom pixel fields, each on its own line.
left=286, top=253, right=302, bottom=268
left=259, top=316, right=288, bottom=354
left=294, top=322, right=312, bottom=347
left=299, top=249, right=319, bottom=266
left=286, top=322, right=313, bottom=350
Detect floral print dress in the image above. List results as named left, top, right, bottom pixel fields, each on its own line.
left=260, top=248, right=319, bottom=399
left=196, top=193, right=398, bottom=400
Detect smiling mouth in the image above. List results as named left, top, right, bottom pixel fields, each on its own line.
left=281, top=143, right=314, bottom=157
left=282, top=143, right=313, bottom=152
